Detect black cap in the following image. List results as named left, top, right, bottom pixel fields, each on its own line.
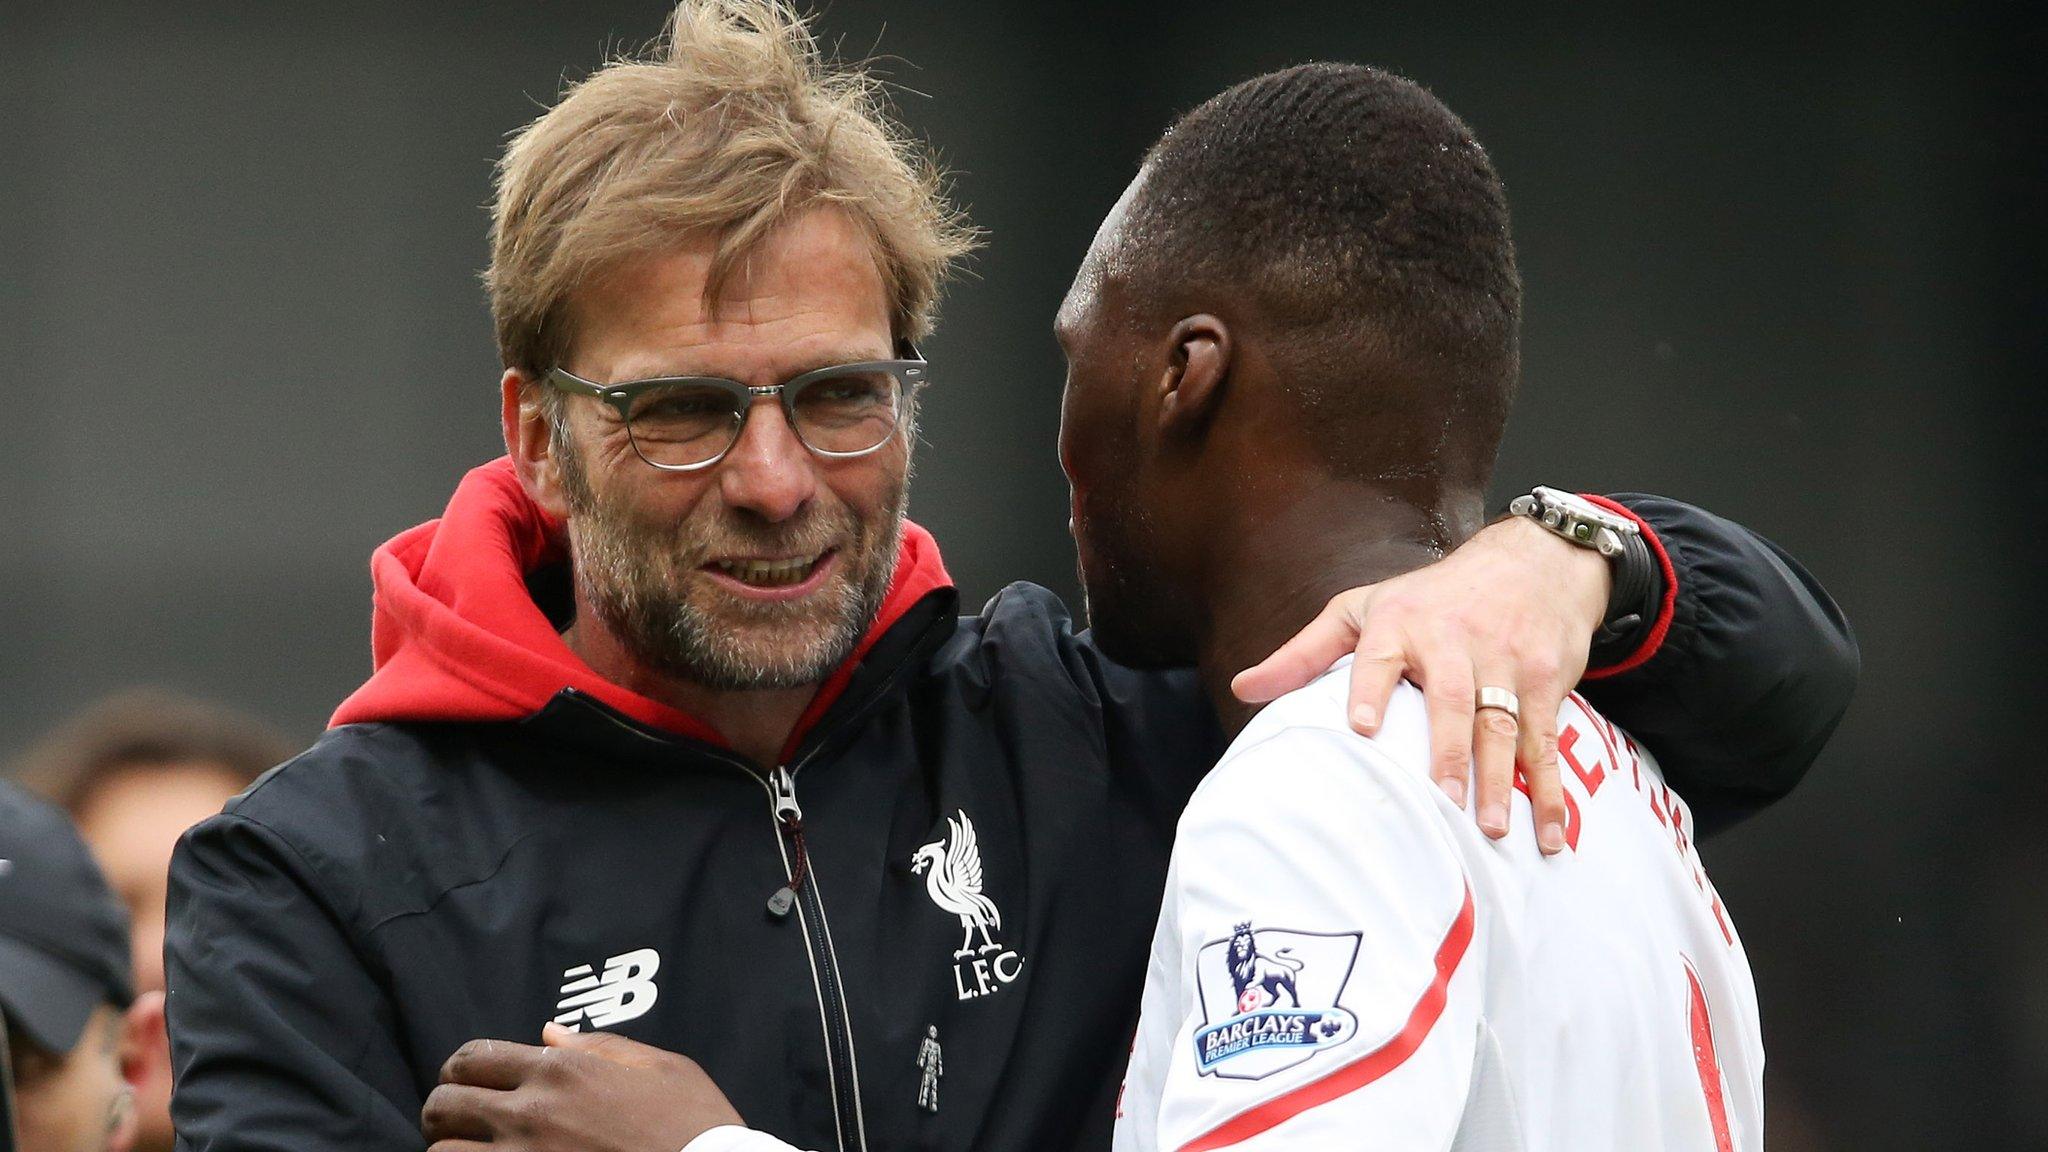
left=0, top=779, right=134, bottom=1054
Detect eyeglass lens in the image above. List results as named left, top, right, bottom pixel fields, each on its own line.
left=625, top=370, right=904, bottom=468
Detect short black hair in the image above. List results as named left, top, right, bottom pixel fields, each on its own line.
left=1115, top=62, right=1520, bottom=489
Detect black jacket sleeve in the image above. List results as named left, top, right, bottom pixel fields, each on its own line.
left=1075, top=494, right=1857, bottom=839
left=165, top=811, right=426, bottom=1151
left=1579, top=492, right=1859, bottom=835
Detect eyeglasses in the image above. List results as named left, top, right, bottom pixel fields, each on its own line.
left=543, top=347, right=927, bottom=472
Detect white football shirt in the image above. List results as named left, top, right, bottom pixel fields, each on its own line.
left=1113, top=664, right=1762, bottom=1152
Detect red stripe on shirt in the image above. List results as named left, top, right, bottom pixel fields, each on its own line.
left=1685, top=958, right=1736, bottom=1152
left=1178, top=883, right=1478, bottom=1152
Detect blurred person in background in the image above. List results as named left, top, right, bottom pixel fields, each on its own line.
left=0, top=779, right=151, bottom=1152
left=164, top=3, right=1855, bottom=1151
left=10, top=693, right=292, bottom=1152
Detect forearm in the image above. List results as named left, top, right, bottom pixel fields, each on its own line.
left=1579, top=493, right=1859, bottom=834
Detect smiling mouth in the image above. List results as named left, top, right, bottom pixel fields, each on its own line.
left=709, top=551, right=831, bottom=589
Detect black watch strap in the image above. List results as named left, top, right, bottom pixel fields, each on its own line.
left=1588, top=525, right=1663, bottom=667
left=1507, top=487, right=1666, bottom=669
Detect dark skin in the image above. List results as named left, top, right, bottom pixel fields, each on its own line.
left=1054, top=175, right=1580, bottom=755
left=1064, top=314, right=1474, bottom=726
left=1056, top=305, right=1480, bottom=732
left=420, top=1024, right=738, bottom=1152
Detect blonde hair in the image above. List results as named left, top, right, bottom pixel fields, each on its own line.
left=487, top=0, right=976, bottom=375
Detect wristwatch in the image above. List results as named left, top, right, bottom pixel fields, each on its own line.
left=1507, top=486, right=1663, bottom=662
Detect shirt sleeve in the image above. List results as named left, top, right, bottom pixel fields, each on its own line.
left=1145, top=726, right=1483, bottom=1152
left=166, top=812, right=426, bottom=1151
left=683, top=1127, right=820, bottom=1152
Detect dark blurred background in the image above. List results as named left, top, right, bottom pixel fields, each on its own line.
left=1, top=0, right=2039, bottom=1147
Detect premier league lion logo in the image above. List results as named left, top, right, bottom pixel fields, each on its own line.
left=1193, top=922, right=1364, bottom=1080
left=1228, top=923, right=1303, bottom=1011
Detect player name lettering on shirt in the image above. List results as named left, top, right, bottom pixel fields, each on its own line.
left=1547, top=696, right=1735, bottom=947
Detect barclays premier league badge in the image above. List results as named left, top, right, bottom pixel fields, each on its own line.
left=1191, top=923, right=1363, bottom=1080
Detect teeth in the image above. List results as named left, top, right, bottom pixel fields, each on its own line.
left=715, top=555, right=820, bottom=588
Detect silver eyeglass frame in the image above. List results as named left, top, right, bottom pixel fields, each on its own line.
left=542, top=345, right=926, bottom=472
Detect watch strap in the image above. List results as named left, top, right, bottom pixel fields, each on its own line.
left=1507, top=487, right=1666, bottom=668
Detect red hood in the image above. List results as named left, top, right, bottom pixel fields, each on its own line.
left=331, top=457, right=952, bottom=754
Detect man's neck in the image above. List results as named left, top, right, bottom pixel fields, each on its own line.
left=563, top=614, right=817, bottom=768
left=1195, top=484, right=1482, bottom=736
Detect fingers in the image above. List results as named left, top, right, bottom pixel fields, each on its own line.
left=1344, top=623, right=1409, bottom=738
left=440, top=1037, right=544, bottom=1089
left=1465, top=676, right=1517, bottom=839
left=1517, top=684, right=1570, bottom=856
left=420, top=1084, right=499, bottom=1142
left=545, top=1021, right=662, bottom=1069
left=1419, top=653, right=1479, bottom=815
left=1232, top=591, right=1369, bottom=704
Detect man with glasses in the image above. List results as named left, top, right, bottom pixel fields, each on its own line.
left=165, top=4, right=1856, bottom=1151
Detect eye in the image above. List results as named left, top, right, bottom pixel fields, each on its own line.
left=632, top=388, right=731, bottom=421
left=623, top=384, right=741, bottom=451
left=790, top=371, right=905, bottom=453
left=796, top=372, right=895, bottom=412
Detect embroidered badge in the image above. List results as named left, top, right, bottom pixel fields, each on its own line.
left=911, top=811, right=1025, bottom=1000
left=915, top=1025, right=944, bottom=1113
left=1191, top=924, right=1362, bottom=1079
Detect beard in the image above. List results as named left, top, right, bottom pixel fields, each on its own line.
left=1073, top=482, right=1196, bottom=670
left=557, top=436, right=906, bottom=691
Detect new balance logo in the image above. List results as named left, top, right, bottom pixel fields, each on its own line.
left=553, top=948, right=661, bottom=1031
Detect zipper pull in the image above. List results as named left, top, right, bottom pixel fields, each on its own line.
left=771, top=766, right=803, bottom=824
left=767, top=767, right=807, bottom=918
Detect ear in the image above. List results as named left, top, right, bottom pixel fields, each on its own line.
left=112, top=991, right=167, bottom=1152
left=502, top=368, right=574, bottom=520
left=118, top=991, right=165, bottom=1090
left=1157, top=314, right=1232, bottom=435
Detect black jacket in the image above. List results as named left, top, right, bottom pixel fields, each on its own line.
left=165, top=463, right=1857, bottom=1152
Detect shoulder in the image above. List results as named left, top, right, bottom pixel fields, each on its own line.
left=1197, top=673, right=1434, bottom=816
left=938, top=580, right=1202, bottom=711
left=1177, top=678, right=1455, bottom=899
left=941, top=582, right=1086, bottom=676
left=226, top=721, right=470, bottom=832
left=1160, top=682, right=1474, bottom=1053
left=198, top=721, right=533, bottom=927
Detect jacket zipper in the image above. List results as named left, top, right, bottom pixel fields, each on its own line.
left=741, top=611, right=952, bottom=1152
left=559, top=623, right=946, bottom=1152
left=765, top=766, right=868, bottom=1152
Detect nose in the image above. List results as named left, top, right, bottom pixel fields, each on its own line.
left=717, top=395, right=817, bottom=522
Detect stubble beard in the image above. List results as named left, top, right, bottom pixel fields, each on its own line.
left=1077, top=482, right=1195, bottom=670
left=557, top=437, right=906, bottom=691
